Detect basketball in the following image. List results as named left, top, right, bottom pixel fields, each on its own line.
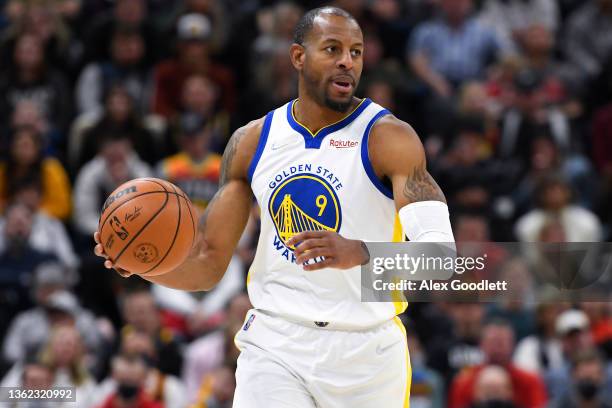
left=98, top=178, right=197, bottom=276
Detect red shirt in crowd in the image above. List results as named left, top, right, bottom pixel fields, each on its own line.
left=449, top=364, right=548, bottom=408
left=98, top=391, right=164, bottom=408
left=152, top=60, right=235, bottom=118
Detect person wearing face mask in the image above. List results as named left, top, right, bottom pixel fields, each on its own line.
left=97, top=354, right=162, bottom=408
left=554, top=349, right=612, bottom=408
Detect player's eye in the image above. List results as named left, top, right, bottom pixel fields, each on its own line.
left=351, top=49, right=362, bottom=57
left=324, top=46, right=337, bottom=53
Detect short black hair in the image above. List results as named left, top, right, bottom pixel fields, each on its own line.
left=293, top=6, right=357, bottom=45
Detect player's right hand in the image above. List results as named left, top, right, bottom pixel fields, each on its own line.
left=93, top=231, right=133, bottom=277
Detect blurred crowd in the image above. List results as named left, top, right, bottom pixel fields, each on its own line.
left=0, top=0, right=611, bottom=407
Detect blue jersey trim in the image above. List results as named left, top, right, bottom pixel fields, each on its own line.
left=361, top=109, right=394, bottom=199
left=286, top=98, right=372, bottom=149
left=247, top=110, right=274, bottom=183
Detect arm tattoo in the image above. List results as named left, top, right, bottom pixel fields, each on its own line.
left=198, top=185, right=224, bottom=231
left=202, top=125, right=249, bottom=231
left=403, top=166, right=446, bottom=203
left=220, top=127, right=247, bottom=186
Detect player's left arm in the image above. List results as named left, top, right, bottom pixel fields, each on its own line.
left=368, top=115, right=454, bottom=242
left=289, top=114, right=454, bottom=271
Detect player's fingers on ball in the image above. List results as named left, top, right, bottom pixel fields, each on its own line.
left=94, top=244, right=108, bottom=258
left=93, top=231, right=100, bottom=244
left=303, top=258, right=333, bottom=271
left=104, top=260, right=113, bottom=269
left=116, top=268, right=132, bottom=278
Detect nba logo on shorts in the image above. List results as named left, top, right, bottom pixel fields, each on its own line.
left=243, top=314, right=256, bottom=331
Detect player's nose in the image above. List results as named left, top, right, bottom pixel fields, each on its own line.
left=336, top=50, right=353, bottom=70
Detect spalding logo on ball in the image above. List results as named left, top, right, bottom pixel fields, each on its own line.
left=98, top=178, right=197, bottom=276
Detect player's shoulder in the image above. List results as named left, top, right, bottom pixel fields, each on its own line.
left=224, top=116, right=267, bottom=180
left=230, top=116, right=266, bottom=156
left=369, top=113, right=424, bottom=158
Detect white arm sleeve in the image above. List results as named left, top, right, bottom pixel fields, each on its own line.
left=398, top=201, right=455, bottom=242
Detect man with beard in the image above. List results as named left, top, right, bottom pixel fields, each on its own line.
left=96, top=6, right=455, bottom=407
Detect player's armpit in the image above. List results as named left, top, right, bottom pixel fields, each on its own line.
left=139, top=119, right=263, bottom=291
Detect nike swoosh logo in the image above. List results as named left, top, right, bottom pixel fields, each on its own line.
left=376, top=340, right=400, bottom=355
left=271, top=143, right=290, bottom=151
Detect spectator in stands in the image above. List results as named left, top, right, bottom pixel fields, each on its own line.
left=38, top=325, right=98, bottom=407
left=479, top=0, right=559, bottom=51
left=72, top=136, right=151, bottom=237
left=0, top=0, right=75, bottom=71
left=191, top=363, right=236, bottom=408
left=243, top=41, right=298, bottom=121
left=96, top=354, right=163, bottom=408
left=120, top=289, right=183, bottom=377
left=582, top=301, right=612, bottom=360
left=157, top=113, right=220, bottom=211
left=183, top=293, right=250, bottom=402
left=469, top=365, right=517, bottom=408
left=174, top=74, right=231, bottom=153
left=554, top=349, right=612, bottom=408
left=0, top=125, right=71, bottom=221
left=498, top=68, right=572, bottom=164
left=76, top=85, right=160, bottom=170
left=432, top=117, right=505, bottom=214
left=0, top=180, right=78, bottom=270
left=152, top=13, right=235, bottom=118
left=251, top=2, right=301, bottom=63
left=84, top=0, right=158, bottom=64
left=0, top=355, right=56, bottom=408
left=515, top=173, right=602, bottom=242
left=427, top=302, right=485, bottom=386
left=449, top=319, right=548, bottom=408
left=519, top=24, right=581, bottom=101
left=408, top=0, right=506, bottom=96
left=592, top=103, right=612, bottom=235
left=3, top=274, right=102, bottom=366
left=76, top=25, right=150, bottom=117
left=407, top=330, right=445, bottom=408
left=513, top=301, right=566, bottom=376
left=486, top=258, right=536, bottom=341
left=0, top=202, right=58, bottom=337
left=0, top=33, right=71, bottom=138
left=547, top=309, right=597, bottom=404
left=96, top=329, right=186, bottom=408
left=564, top=0, right=612, bottom=83
left=160, top=0, right=230, bottom=54
left=8, top=99, right=60, bottom=156
left=512, top=133, right=596, bottom=215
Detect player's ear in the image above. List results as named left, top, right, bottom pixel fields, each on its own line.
left=289, top=43, right=305, bottom=70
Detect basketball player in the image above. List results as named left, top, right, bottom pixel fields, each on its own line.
left=95, top=7, right=455, bottom=407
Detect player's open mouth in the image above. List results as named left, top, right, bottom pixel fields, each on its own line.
left=331, top=80, right=353, bottom=93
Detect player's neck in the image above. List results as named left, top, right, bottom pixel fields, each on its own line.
left=293, top=96, right=361, bottom=134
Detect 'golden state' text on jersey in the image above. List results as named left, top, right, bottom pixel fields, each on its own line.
left=247, top=98, right=407, bottom=329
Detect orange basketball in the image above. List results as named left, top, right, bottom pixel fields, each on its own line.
left=98, top=178, right=197, bottom=276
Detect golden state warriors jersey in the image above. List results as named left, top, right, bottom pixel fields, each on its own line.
left=246, top=98, right=407, bottom=328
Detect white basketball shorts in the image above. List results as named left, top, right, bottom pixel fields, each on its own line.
left=233, top=309, right=411, bottom=408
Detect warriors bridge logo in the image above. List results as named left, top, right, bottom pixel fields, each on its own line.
left=268, top=173, right=342, bottom=263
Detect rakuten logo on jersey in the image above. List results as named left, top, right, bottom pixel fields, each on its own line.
left=329, top=139, right=359, bottom=148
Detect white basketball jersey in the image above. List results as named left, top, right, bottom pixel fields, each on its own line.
left=247, top=98, right=407, bottom=329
